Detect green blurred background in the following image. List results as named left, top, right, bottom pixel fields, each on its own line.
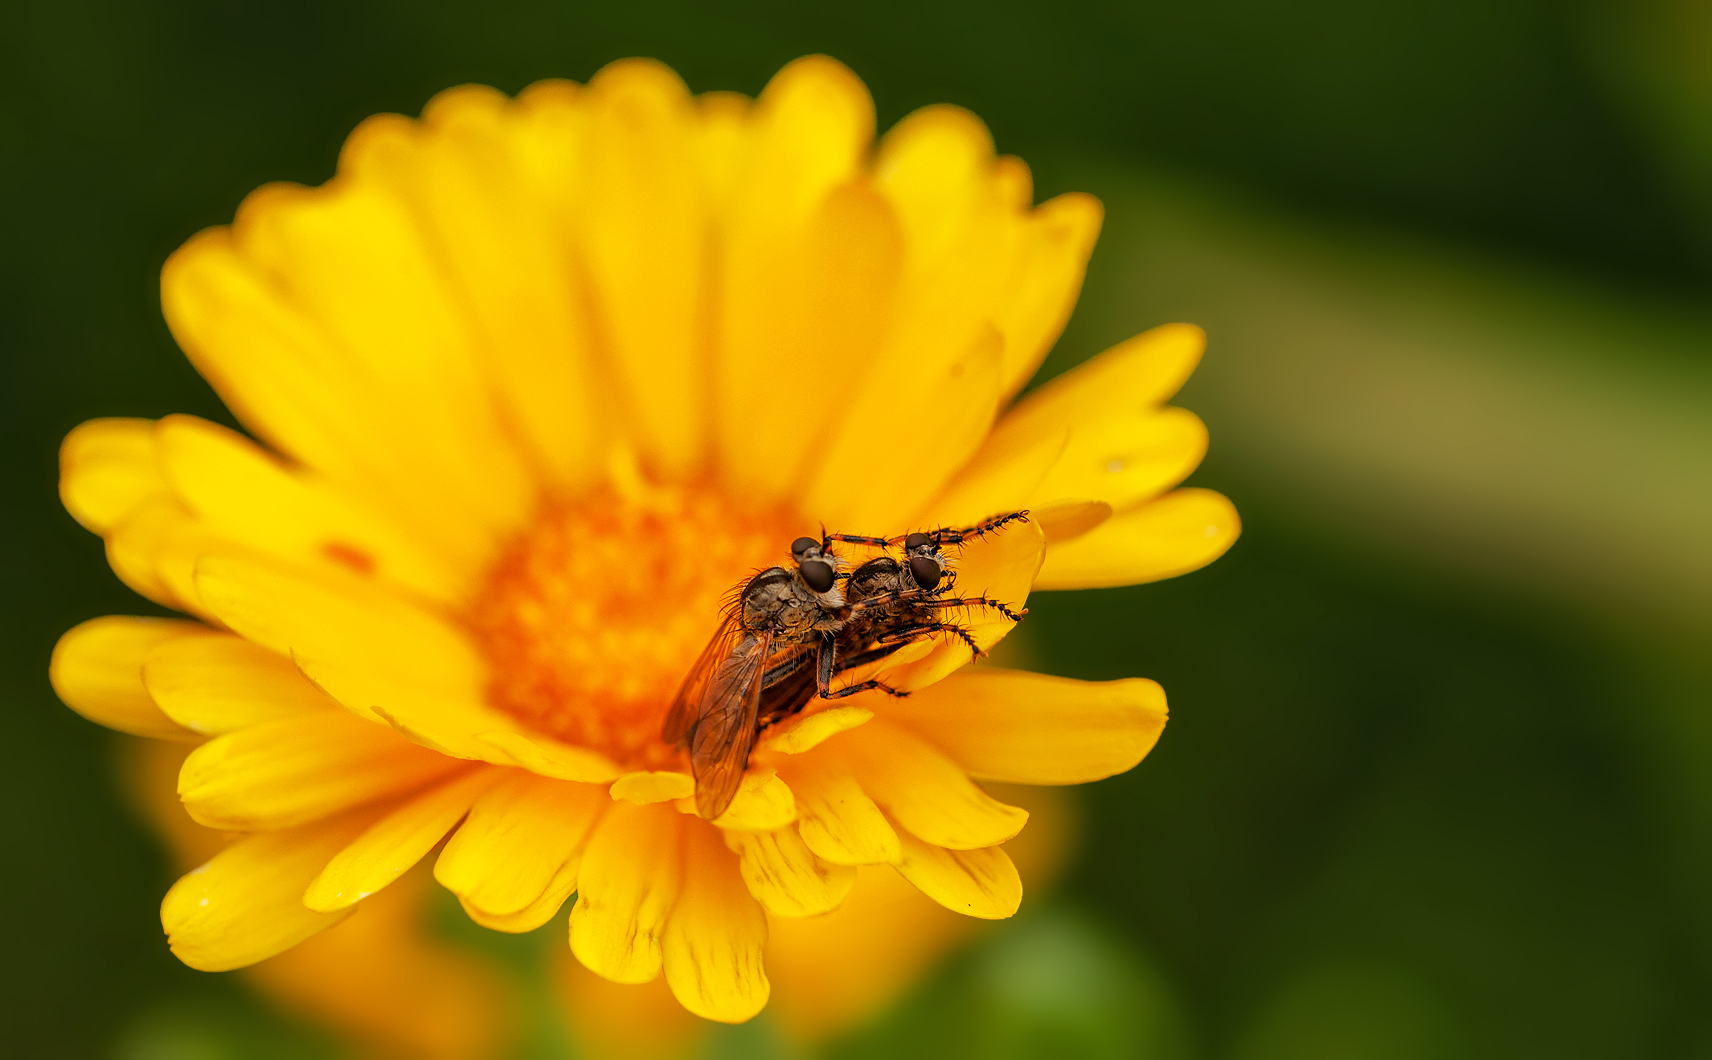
left=4, top=1, right=1711, bottom=1057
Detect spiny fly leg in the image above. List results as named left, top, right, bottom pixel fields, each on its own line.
left=844, top=586, right=932, bottom=614
left=904, top=511, right=1030, bottom=546
left=821, top=531, right=893, bottom=549
left=820, top=677, right=910, bottom=700
left=875, top=620, right=982, bottom=657
left=919, top=595, right=1028, bottom=622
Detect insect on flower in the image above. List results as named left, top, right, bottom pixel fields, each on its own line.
left=661, top=535, right=848, bottom=819
left=666, top=514, right=1030, bottom=819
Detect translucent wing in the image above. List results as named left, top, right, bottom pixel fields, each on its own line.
left=687, top=628, right=772, bottom=820
left=663, top=612, right=744, bottom=747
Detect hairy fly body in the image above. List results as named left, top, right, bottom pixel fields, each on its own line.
left=665, top=514, right=1029, bottom=820
left=661, top=535, right=847, bottom=819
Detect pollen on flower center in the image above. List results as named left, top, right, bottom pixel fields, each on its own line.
left=468, top=484, right=801, bottom=768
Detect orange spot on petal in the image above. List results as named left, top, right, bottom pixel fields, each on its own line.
left=322, top=541, right=376, bottom=575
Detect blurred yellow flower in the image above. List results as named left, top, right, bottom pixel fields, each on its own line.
left=51, top=55, right=1236, bottom=1024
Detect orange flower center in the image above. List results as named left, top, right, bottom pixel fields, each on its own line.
left=469, top=483, right=802, bottom=768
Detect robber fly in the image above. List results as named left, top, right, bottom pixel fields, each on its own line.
left=761, top=512, right=1031, bottom=718
left=665, top=513, right=1028, bottom=819
left=662, top=535, right=849, bottom=819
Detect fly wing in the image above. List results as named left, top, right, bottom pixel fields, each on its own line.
left=663, top=612, right=742, bottom=746
left=688, top=628, right=772, bottom=820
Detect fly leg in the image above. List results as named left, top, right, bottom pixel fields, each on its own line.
left=895, top=511, right=1030, bottom=546
left=917, top=594, right=1028, bottom=623
left=816, top=634, right=909, bottom=700
left=821, top=531, right=893, bottom=549
left=819, top=678, right=910, bottom=700
left=872, top=619, right=982, bottom=658
left=844, top=586, right=933, bottom=615
left=818, top=618, right=982, bottom=702
left=843, top=586, right=1026, bottom=623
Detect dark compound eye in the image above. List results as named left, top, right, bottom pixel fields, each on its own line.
left=801, top=558, right=836, bottom=593
left=908, top=555, right=942, bottom=590
left=791, top=536, right=820, bottom=559
left=904, top=532, right=933, bottom=551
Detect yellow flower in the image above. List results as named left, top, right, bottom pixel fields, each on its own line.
left=50, top=55, right=1238, bottom=1024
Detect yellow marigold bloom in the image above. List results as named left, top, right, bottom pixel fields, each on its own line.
left=50, top=55, right=1238, bottom=1024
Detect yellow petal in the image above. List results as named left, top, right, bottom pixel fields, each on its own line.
left=755, top=704, right=873, bottom=755
left=435, top=771, right=605, bottom=916
left=160, top=226, right=487, bottom=576
left=243, top=148, right=537, bottom=539
left=191, top=551, right=475, bottom=698
left=807, top=323, right=1005, bottom=531
left=725, top=827, right=856, bottom=918
left=460, top=853, right=581, bottom=933
left=396, top=83, right=604, bottom=494
left=993, top=192, right=1104, bottom=396
left=875, top=105, right=998, bottom=254
left=918, top=421, right=1067, bottom=533
left=993, top=154, right=1032, bottom=208
left=161, top=807, right=379, bottom=971
left=162, top=225, right=371, bottom=483
left=192, top=553, right=524, bottom=763
left=582, top=60, right=707, bottom=477
left=305, top=766, right=504, bottom=911
left=569, top=802, right=683, bottom=983
left=610, top=770, right=695, bottom=805
left=50, top=616, right=203, bottom=740
left=59, top=418, right=168, bottom=534
left=953, top=323, right=1208, bottom=526
left=1000, top=323, right=1205, bottom=445
left=711, top=771, right=798, bottom=832
left=1035, top=487, right=1240, bottom=590
left=831, top=718, right=1027, bottom=850
left=179, top=710, right=460, bottom=831
left=104, top=495, right=203, bottom=612
left=155, top=415, right=458, bottom=603
left=663, top=822, right=770, bottom=1023
left=144, top=632, right=338, bottom=735
left=873, top=668, right=1167, bottom=785
left=1032, top=406, right=1208, bottom=513
left=164, top=178, right=532, bottom=573
left=691, top=89, right=752, bottom=226
left=777, top=758, right=901, bottom=866
left=797, top=105, right=1027, bottom=529
left=476, top=729, right=623, bottom=783
left=1034, top=500, right=1114, bottom=544
left=890, top=829, right=1021, bottom=920
left=761, top=180, right=906, bottom=495
left=714, top=55, right=877, bottom=496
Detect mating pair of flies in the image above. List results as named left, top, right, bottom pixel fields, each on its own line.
left=662, top=512, right=1030, bottom=819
